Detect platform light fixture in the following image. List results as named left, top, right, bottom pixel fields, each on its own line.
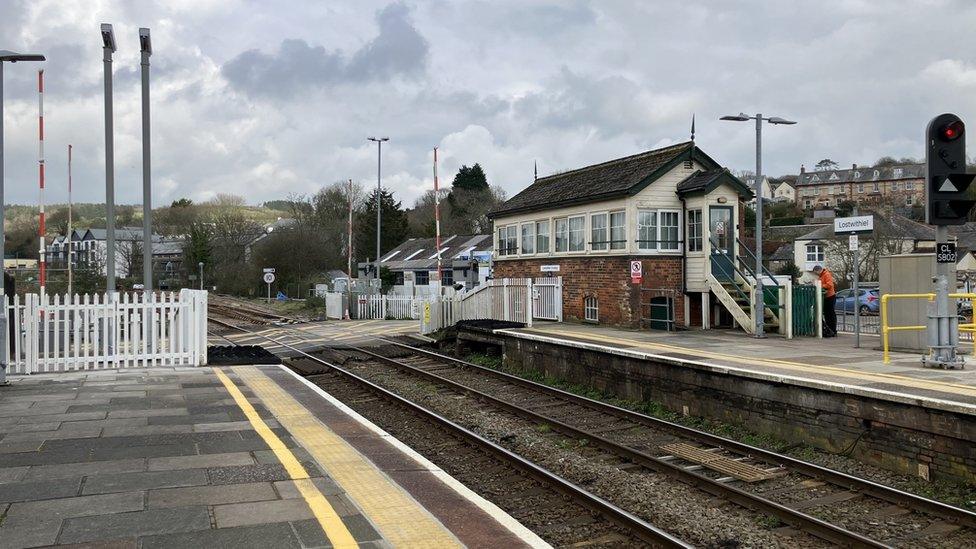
left=367, top=136, right=389, bottom=283
left=720, top=111, right=798, bottom=338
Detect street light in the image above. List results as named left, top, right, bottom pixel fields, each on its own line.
left=198, top=262, right=204, bottom=291
left=139, top=28, right=152, bottom=294
left=101, top=23, right=117, bottom=295
left=720, top=112, right=796, bottom=338
left=367, top=137, right=389, bottom=285
left=0, top=50, right=45, bottom=386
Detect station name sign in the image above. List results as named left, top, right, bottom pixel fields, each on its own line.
left=834, top=215, right=874, bottom=235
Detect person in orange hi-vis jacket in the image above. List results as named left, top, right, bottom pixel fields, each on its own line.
left=813, top=265, right=836, bottom=337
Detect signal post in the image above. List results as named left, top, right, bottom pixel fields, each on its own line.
left=924, top=113, right=976, bottom=369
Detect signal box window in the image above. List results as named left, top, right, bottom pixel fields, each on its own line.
left=584, top=296, right=599, bottom=322
left=415, top=271, right=430, bottom=285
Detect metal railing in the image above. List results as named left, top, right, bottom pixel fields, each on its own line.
left=880, top=292, right=976, bottom=363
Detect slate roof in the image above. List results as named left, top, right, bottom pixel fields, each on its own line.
left=675, top=169, right=751, bottom=197
left=794, top=214, right=935, bottom=242
left=491, top=141, right=723, bottom=218
left=769, top=243, right=795, bottom=262
left=369, top=234, right=493, bottom=271
left=796, top=164, right=924, bottom=187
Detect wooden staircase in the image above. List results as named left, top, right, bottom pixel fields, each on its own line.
left=707, top=274, right=781, bottom=334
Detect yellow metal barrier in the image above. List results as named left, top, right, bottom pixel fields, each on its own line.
left=881, top=292, right=976, bottom=363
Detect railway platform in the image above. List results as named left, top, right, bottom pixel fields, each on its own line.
left=0, top=364, right=546, bottom=548
left=503, top=322, right=976, bottom=411
left=465, top=321, right=976, bottom=484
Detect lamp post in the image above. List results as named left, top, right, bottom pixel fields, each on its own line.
left=720, top=112, right=796, bottom=338
left=0, top=50, right=45, bottom=386
left=367, top=137, right=388, bottom=286
left=198, top=262, right=204, bottom=291
left=139, top=28, right=152, bottom=294
left=101, top=24, right=117, bottom=295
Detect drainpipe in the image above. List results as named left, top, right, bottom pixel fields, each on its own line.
left=679, top=195, right=688, bottom=297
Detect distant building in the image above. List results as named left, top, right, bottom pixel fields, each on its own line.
left=772, top=181, right=795, bottom=202
left=46, top=227, right=165, bottom=279
left=794, top=163, right=924, bottom=210
left=358, top=234, right=493, bottom=294
left=740, top=174, right=773, bottom=203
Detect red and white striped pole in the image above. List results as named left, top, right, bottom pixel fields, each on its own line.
left=37, top=69, right=46, bottom=296
left=433, top=147, right=441, bottom=285
left=67, top=144, right=73, bottom=296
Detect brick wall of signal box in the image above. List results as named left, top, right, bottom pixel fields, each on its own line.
left=492, top=256, right=684, bottom=327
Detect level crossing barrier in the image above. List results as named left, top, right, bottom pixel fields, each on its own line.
left=5, top=289, right=208, bottom=374
left=880, top=292, right=976, bottom=363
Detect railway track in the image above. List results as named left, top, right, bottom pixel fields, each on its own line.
left=336, top=340, right=976, bottom=548
left=211, top=319, right=688, bottom=548
left=208, top=295, right=297, bottom=327
left=206, top=317, right=976, bottom=546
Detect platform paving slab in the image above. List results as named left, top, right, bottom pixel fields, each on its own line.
left=146, top=482, right=277, bottom=509
left=58, top=506, right=213, bottom=544
left=140, top=522, right=303, bottom=549
left=2, top=492, right=145, bottom=526
left=82, top=468, right=210, bottom=495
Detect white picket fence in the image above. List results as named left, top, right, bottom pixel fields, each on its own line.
left=421, top=278, right=536, bottom=334
left=5, top=289, right=208, bottom=375
left=356, top=294, right=434, bottom=320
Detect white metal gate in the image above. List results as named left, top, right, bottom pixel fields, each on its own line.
left=533, top=276, right=563, bottom=321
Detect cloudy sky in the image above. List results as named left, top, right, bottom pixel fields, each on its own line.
left=2, top=0, right=975, bottom=207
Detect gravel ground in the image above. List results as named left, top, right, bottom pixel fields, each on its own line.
left=329, top=353, right=828, bottom=548
left=440, top=348, right=976, bottom=547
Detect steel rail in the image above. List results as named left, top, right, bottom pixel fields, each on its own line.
left=352, top=344, right=888, bottom=549
left=376, top=338, right=976, bottom=530
left=211, top=319, right=689, bottom=548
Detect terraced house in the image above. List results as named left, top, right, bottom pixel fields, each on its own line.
left=489, top=141, right=783, bottom=333
left=794, top=163, right=925, bottom=210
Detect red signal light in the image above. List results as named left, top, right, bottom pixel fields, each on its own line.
left=941, top=120, right=965, bottom=141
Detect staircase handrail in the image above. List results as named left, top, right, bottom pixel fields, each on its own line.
left=734, top=235, right=782, bottom=288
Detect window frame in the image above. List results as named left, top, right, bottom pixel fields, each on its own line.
left=584, top=295, right=599, bottom=322
left=687, top=209, right=703, bottom=252
left=568, top=215, right=585, bottom=252
left=536, top=220, right=550, bottom=253
left=637, top=208, right=682, bottom=252
left=415, top=270, right=430, bottom=286
left=590, top=212, right=608, bottom=251
left=609, top=211, right=627, bottom=250
left=805, top=243, right=824, bottom=263
left=520, top=222, right=535, bottom=255
left=554, top=217, right=569, bottom=252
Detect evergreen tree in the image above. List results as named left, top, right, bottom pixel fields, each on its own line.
left=450, top=163, right=489, bottom=192
left=356, top=189, right=409, bottom=263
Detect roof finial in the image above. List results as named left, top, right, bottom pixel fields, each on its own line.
left=534, top=160, right=538, bottom=181
left=690, top=113, right=696, bottom=142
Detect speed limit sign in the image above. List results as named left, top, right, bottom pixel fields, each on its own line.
left=263, top=272, right=275, bottom=284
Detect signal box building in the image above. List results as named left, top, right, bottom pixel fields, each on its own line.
left=489, top=141, right=757, bottom=329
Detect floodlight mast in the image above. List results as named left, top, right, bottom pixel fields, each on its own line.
left=719, top=112, right=797, bottom=338
left=140, top=28, right=152, bottom=294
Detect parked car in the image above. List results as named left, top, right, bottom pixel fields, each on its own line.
left=835, top=288, right=880, bottom=314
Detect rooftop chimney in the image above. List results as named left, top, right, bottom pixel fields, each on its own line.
left=800, top=164, right=806, bottom=174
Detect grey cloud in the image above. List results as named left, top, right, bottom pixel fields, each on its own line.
left=221, top=2, right=427, bottom=98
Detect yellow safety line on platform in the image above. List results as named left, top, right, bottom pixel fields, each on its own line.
left=234, top=365, right=463, bottom=549
left=213, top=368, right=358, bottom=548
left=522, top=327, right=976, bottom=399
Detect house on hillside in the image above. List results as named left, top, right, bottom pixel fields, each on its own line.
left=358, top=234, right=493, bottom=295
left=489, top=141, right=777, bottom=333
left=772, top=181, right=795, bottom=202
left=792, top=213, right=937, bottom=283
left=46, top=227, right=165, bottom=279
left=794, top=163, right=924, bottom=210
left=741, top=174, right=772, bottom=203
